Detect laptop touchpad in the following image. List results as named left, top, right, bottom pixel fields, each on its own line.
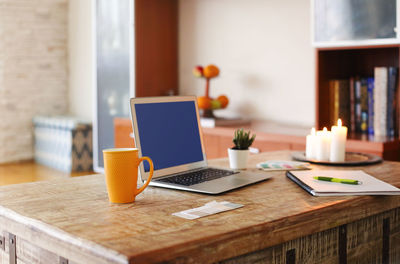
left=230, top=177, right=252, bottom=185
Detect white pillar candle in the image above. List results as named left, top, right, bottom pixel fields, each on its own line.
left=306, top=127, right=317, bottom=160
left=330, top=119, right=348, bottom=162
left=316, top=127, right=331, bottom=161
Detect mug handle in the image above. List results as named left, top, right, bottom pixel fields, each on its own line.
left=136, top=156, right=154, bottom=195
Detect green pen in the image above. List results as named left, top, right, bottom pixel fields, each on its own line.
left=313, top=176, right=361, bottom=185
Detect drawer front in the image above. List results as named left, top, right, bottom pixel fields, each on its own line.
left=221, top=207, right=400, bottom=264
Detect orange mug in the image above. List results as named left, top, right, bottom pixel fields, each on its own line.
left=103, top=148, right=154, bottom=203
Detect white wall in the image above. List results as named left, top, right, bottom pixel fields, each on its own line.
left=68, top=0, right=94, bottom=121
left=179, top=0, right=315, bottom=126
left=68, top=0, right=315, bottom=126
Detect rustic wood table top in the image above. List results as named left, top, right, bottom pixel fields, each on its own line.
left=0, top=150, right=399, bottom=264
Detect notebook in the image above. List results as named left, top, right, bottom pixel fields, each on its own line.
left=129, top=96, right=271, bottom=194
left=286, top=170, right=400, bottom=196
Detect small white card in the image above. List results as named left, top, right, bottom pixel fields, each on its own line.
left=173, top=201, right=243, bottom=220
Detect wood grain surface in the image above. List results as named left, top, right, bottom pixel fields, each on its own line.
left=0, top=151, right=399, bottom=263
left=0, top=160, right=94, bottom=186
left=135, top=0, right=178, bottom=97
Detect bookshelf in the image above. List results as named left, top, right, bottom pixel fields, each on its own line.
left=316, top=45, right=400, bottom=161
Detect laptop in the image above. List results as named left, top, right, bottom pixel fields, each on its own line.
left=129, top=96, right=271, bottom=194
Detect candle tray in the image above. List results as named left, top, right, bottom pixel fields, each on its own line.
left=291, top=151, right=382, bottom=166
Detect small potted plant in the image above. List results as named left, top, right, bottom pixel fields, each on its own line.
left=228, top=128, right=256, bottom=169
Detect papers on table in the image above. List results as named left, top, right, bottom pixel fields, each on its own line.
left=286, top=170, right=400, bottom=196
left=172, top=201, right=243, bottom=220
left=257, top=160, right=310, bottom=171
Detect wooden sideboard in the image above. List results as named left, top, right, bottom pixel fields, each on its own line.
left=0, top=151, right=399, bottom=263
left=114, top=117, right=399, bottom=160
left=200, top=121, right=308, bottom=159
left=114, top=118, right=308, bottom=159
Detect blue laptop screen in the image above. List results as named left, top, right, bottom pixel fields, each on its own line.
left=134, top=101, right=204, bottom=172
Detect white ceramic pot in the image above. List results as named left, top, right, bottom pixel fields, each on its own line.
left=228, top=148, right=249, bottom=169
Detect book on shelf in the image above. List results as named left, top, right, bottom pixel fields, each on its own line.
left=374, top=67, right=388, bottom=137
left=387, top=67, right=398, bottom=137
left=328, top=66, right=399, bottom=139
left=397, top=68, right=400, bottom=138
left=329, top=79, right=350, bottom=128
left=200, top=117, right=251, bottom=128
left=360, top=79, right=368, bottom=134
left=354, top=78, right=362, bottom=133
left=367, top=77, right=374, bottom=135
left=349, top=77, right=356, bottom=132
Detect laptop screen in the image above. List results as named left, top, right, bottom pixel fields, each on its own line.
left=134, top=101, right=204, bottom=172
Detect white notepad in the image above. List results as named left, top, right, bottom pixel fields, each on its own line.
left=286, top=170, right=400, bottom=196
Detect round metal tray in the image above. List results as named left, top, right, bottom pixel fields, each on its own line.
left=291, top=151, right=383, bottom=166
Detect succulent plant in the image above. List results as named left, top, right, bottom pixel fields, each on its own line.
left=232, top=129, right=256, bottom=150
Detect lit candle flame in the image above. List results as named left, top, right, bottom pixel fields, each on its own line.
left=323, top=127, right=327, bottom=132
left=338, top=119, right=342, bottom=127
left=311, top=127, right=315, bottom=135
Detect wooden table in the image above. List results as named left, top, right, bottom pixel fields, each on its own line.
left=0, top=151, right=399, bottom=264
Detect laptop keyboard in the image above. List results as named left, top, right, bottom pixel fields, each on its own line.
left=156, top=168, right=237, bottom=186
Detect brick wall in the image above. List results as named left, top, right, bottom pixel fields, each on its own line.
left=0, top=0, right=68, bottom=163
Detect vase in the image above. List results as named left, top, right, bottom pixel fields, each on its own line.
left=228, top=148, right=249, bottom=169
left=200, top=109, right=215, bottom=118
